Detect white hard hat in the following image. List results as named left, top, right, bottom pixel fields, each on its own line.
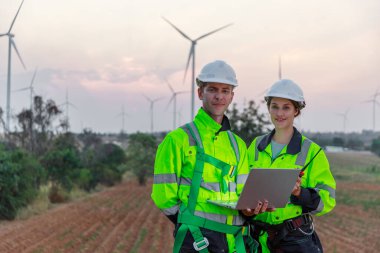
left=265, top=79, right=306, bottom=108
left=196, top=60, right=238, bottom=87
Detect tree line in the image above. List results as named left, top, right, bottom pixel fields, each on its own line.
left=0, top=95, right=157, bottom=220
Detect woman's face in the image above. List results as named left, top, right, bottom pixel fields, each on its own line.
left=268, top=97, right=298, bottom=130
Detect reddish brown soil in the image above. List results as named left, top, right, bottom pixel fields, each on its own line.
left=0, top=179, right=174, bottom=253
left=0, top=178, right=378, bottom=253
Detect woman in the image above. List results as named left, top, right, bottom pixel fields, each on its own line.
left=247, top=79, right=336, bottom=253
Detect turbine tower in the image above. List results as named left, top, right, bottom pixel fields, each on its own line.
left=363, top=90, right=380, bottom=131
left=144, top=95, right=163, bottom=133
left=13, top=68, right=38, bottom=152
left=165, top=79, right=188, bottom=129
left=0, top=0, right=26, bottom=131
left=336, top=108, right=349, bottom=133
left=162, top=17, right=232, bottom=119
left=116, top=105, right=128, bottom=133
left=59, top=89, right=77, bottom=132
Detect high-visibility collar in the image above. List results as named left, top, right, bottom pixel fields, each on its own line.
left=195, top=107, right=231, bottom=134
left=257, top=127, right=303, bottom=155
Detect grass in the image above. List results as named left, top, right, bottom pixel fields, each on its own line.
left=327, top=151, right=380, bottom=214
left=327, top=151, right=380, bottom=183
left=16, top=184, right=89, bottom=221
left=129, top=228, right=147, bottom=253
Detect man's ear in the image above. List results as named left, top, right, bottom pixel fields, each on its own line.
left=198, top=87, right=203, bottom=100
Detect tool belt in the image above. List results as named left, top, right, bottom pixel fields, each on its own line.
left=251, top=214, right=314, bottom=249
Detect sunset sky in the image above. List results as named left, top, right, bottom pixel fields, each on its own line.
left=1, top=0, right=379, bottom=134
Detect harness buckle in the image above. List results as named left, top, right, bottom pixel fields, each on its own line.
left=193, top=237, right=209, bottom=251
left=284, top=219, right=296, bottom=231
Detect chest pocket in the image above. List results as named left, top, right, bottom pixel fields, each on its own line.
left=181, top=123, right=240, bottom=194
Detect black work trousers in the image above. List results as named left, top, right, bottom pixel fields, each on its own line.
left=174, top=223, right=229, bottom=253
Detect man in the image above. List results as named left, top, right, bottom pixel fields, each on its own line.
left=152, top=60, right=266, bottom=253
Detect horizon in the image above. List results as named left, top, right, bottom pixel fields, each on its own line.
left=1, top=0, right=379, bottom=134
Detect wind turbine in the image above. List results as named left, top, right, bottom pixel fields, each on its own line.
left=13, top=67, right=38, bottom=112
left=363, top=89, right=380, bottom=131
left=336, top=108, right=349, bottom=133
left=143, top=95, right=163, bottom=133
left=0, top=0, right=27, bottom=131
left=162, top=17, right=233, bottom=120
left=165, top=79, right=188, bottom=129
left=116, top=105, right=129, bottom=133
left=59, top=89, right=77, bottom=132
left=12, top=68, right=38, bottom=151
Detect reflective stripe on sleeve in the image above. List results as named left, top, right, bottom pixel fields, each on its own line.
left=310, top=198, right=324, bottom=215
left=162, top=204, right=180, bottom=215
left=153, top=173, right=178, bottom=184
left=316, top=184, right=336, bottom=199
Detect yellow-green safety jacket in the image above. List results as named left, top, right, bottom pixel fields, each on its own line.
left=247, top=128, right=336, bottom=252
left=152, top=108, right=254, bottom=253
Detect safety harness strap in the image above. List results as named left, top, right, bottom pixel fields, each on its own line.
left=174, top=122, right=254, bottom=253
left=187, top=147, right=205, bottom=214
left=175, top=207, right=253, bottom=253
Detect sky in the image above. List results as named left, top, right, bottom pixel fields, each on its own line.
left=0, top=0, right=379, bottom=134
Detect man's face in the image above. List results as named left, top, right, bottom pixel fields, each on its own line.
left=198, top=82, right=234, bottom=121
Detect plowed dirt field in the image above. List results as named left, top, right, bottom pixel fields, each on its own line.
left=0, top=179, right=174, bottom=253
left=0, top=178, right=378, bottom=252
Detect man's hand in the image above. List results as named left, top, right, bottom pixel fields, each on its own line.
left=241, top=200, right=275, bottom=216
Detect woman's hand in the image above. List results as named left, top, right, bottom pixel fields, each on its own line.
left=291, top=176, right=302, bottom=197
left=242, top=200, right=274, bottom=216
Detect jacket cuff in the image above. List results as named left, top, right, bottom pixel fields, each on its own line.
left=290, top=187, right=321, bottom=213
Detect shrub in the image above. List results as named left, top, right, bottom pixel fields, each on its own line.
left=125, top=133, right=157, bottom=185
left=0, top=145, right=45, bottom=220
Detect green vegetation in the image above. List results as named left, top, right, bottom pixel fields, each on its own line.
left=125, top=133, right=157, bottom=185
left=226, top=100, right=271, bottom=145
left=129, top=228, right=147, bottom=253
left=0, top=95, right=128, bottom=220
left=327, top=151, right=380, bottom=214
left=327, top=152, right=380, bottom=183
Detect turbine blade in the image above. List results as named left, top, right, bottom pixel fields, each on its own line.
left=30, top=67, right=38, bottom=87
left=183, top=44, right=194, bottom=83
left=13, top=86, right=29, bottom=92
left=153, top=96, right=165, bottom=102
left=195, top=23, right=233, bottom=41
left=165, top=95, right=175, bottom=111
left=162, top=16, right=192, bottom=41
left=165, top=79, right=175, bottom=93
left=8, top=0, right=25, bottom=33
left=69, top=102, right=78, bottom=109
left=176, top=91, right=189, bottom=95
left=11, top=39, right=26, bottom=70
left=143, top=94, right=152, bottom=102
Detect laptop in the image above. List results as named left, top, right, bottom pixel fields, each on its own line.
left=207, top=168, right=300, bottom=210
